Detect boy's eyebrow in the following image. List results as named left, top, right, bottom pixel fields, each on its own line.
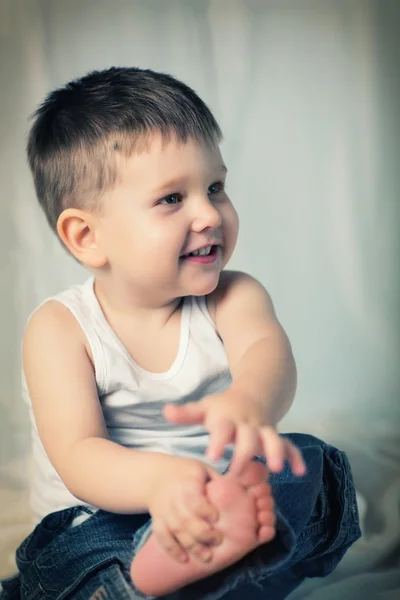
left=152, top=165, right=227, bottom=196
left=152, top=177, right=188, bottom=195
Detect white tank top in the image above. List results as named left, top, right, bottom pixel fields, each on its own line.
left=23, top=277, right=233, bottom=520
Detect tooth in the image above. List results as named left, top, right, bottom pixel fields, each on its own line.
left=189, top=246, right=212, bottom=257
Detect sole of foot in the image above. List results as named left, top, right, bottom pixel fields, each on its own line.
left=130, top=461, right=275, bottom=596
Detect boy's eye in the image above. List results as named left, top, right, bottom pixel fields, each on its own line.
left=208, top=181, right=225, bottom=195
left=159, top=193, right=182, bottom=205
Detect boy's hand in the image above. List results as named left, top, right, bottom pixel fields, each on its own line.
left=147, top=456, right=223, bottom=564
left=164, top=392, right=306, bottom=477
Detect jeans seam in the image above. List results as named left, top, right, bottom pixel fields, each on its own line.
left=298, top=519, right=326, bottom=541
left=315, top=448, right=358, bottom=556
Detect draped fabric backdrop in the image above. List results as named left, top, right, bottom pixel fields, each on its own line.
left=1, top=1, right=399, bottom=597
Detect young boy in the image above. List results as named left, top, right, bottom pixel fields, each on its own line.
left=1, top=67, right=360, bottom=600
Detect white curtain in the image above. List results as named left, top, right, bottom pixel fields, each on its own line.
left=1, top=1, right=399, bottom=596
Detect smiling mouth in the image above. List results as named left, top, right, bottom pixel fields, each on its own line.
left=180, top=245, right=220, bottom=262
left=182, top=245, right=215, bottom=258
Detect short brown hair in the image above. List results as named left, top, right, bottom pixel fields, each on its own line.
left=27, top=67, right=222, bottom=233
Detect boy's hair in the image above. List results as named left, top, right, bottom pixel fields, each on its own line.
left=27, top=67, right=222, bottom=233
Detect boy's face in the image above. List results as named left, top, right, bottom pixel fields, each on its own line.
left=94, top=134, right=239, bottom=302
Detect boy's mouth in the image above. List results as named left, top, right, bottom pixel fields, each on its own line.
left=180, top=244, right=219, bottom=264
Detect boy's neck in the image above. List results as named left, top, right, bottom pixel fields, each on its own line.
left=93, top=277, right=182, bottom=330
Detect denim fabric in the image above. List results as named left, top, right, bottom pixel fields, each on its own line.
left=0, top=434, right=361, bottom=600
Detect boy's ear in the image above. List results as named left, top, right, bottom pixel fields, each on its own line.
left=57, top=208, right=107, bottom=268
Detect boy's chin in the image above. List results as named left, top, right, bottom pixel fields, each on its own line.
left=186, top=274, right=221, bottom=297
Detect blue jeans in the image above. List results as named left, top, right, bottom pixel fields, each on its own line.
left=0, top=434, right=361, bottom=600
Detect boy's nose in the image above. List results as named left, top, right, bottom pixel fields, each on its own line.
left=191, top=197, right=222, bottom=232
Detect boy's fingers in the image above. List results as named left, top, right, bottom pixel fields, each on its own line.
left=285, top=440, right=306, bottom=476
left=172, top=519, right=220, bottom=563
left=187, top=542, right=214, bottom=563
left=182, top=518, right=222, bottom=547
left=261, top=429, right=285, bottom=472
left=163, top=402, right=206, bottom=425
left=206, top=419, right=235, bottom=461
left=228, top=425, right=261, bottom=475
left=185, top=491, right=219, bottom=524
left=153, top=521, right=187, bottom=563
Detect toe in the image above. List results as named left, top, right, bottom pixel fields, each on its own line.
left=256, top=495, right=274, bottom=511
left=207, top=477, right=243, bottom=511
left=258, top=525, right=276, bottom=543
left=248, top=482, right=272, bottom=500
left=258, top=510, right=276, bottom=527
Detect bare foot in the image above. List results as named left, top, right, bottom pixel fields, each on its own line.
left=130, top=461, right=275, bottom=596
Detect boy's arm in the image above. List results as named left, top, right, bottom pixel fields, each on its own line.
left=212, top=270, right=297, bottom=425
left=164, top=271, right=305, bottom=476
left=22, top=302, right=216, bottom=516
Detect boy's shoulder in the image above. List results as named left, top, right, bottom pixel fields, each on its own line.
left=212, top=269, right=255, bottom=293
left=25, top=298, right=76, bottom=327
left=23, top=279, right=91, bottom=344
left=207, top=270, right=273, bottom=325
left=23, top=299, right=88, bottom=360
left=206, top=271, right=281, bottom=367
